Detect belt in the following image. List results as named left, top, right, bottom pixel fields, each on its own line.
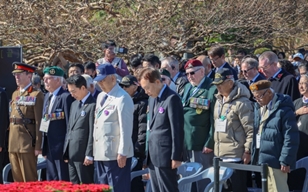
left=10, top=118, right=35, bottom=125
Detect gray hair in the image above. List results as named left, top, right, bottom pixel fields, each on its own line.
left=82, top=74, right=94, bottom=88
left=162, top=57, right=180, bottom=71
left=32, top=74, right=41, bottom=86
left=241, top=58, right=259, bottom=69
left=259, top=51, right=278, bottom=64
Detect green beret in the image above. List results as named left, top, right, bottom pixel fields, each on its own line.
left=43, top=66, right=64, bottom=77
left=250, top=80, right=271, bottom=92
left=159, top=68, right=171, bottom=79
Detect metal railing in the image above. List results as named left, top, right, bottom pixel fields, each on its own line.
left=213, top=157, right=268, bottom=192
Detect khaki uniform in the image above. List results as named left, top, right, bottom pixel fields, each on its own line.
left=9, top=85, right=44, bottom=182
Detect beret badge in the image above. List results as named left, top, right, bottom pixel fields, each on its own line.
left=49, top=69, right=56, bottom=75
left=249, top=84, right=258, bottom=91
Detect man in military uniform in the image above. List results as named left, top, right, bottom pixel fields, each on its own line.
left=9, top=62, right=44, bottom=182
left=181, top=59, right=217, bottom=192
left=41, top=66, right=74, bottom=181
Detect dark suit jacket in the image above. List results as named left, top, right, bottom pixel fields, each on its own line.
left=0, top=87, right=9, bottom=149
left=147, top=86, right=184, bottom=168
left=174, top=72, right=188, bottom=96
left=270, top=68, right=300, bottom=101
left=92, top=89, right=101, bottom=101
left=41, top=87, right=74, bottom=159
left=207, top=69, right=215, bottom=81
left=214, top=63, right=238, bottom=80
left=63, top=95, right=95, bottom=162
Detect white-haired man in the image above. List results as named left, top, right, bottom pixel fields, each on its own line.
left=41, top=66, right=74, bottom=181
left=161, top=56, right=188, bottom=95
left=93, top=64, right=134, bottom=192
left=81, top=74, right=101, bottom=101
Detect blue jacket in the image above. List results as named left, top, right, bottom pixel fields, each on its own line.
left=251, top=93, right=299, bottom=169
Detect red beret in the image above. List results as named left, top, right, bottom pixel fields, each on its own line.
left=184, top=59, right=203, bottom=69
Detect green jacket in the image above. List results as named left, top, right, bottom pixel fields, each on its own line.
left=181, top=77, right=217, bottom=151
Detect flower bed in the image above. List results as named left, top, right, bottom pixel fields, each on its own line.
left=0, top=181, right=112, bottom=192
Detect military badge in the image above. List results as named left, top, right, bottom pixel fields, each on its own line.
left=196, top=108, right=202, bottom=114
left=49, top=68, right=56, bottom=75
left=249, top=84, right=258, bottom=91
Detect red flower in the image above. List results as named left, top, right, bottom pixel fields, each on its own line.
left=0, top=181, right=111, bottom=192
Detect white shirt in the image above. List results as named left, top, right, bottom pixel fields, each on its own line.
left=48, top=86, right=62, bottom=114
left=20, top=83, right=32, bottom=94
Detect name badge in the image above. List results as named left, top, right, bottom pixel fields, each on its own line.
left=215, top=119, right=227, bottom=132
left=256, top=134, right=261, bottom=149
left=40, top=119, right=50, bottom=133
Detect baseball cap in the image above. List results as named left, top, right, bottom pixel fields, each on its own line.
left=212, top=68, right=234, bottom=85
left=119, top=75, right=139, bottom=87
left=293, top=53, right=304, bottom=61
left=94, top=64, right=116, bottom=82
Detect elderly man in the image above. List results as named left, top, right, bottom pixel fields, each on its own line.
left=298, top=60, right=308, bottom=76
left=208, top=45, right=238, bottom=80
left=250, top=80, right=299, bottom=192
left=119, top=75, right=148, bottom=192
left=294, top=75, right=308, bottom=160
left=181, top=59, right=217, bottom=192
left=212, top=68, right=254, bottom=192
left=81, top=74, right=100, bottom=100
left=258, top=51, right=300, bottom=100
left=196, top=55, right=215, bottom=81
left=241, top=58, right=265, bottom=84
left=138, top=67, right=184, bottom=192
left=96, top=40, right=129, bottom=81
left=93, top=64, right=134, bottom=192
left=9, top=62, right=44, bottom=182
left=161, top=56, right=188, bottom=95
left=41, top=66, right=74, bottom=181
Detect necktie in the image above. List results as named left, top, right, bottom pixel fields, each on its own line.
left=100, top=94, right=108, bottom=107
left=79, top=101, right=83, bottom=109
left=154, top=97, right=159, bottom=115
left=46, top=94, right=53, bottom=114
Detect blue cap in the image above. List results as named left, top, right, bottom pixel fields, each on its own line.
left=94, top=64, right=116, bottom=82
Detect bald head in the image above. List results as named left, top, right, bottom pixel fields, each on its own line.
left=196, top=55, right=212, bottom=75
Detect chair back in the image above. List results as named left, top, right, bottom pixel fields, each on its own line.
left=177, top=166, right=233, bottom=192
left=296, top=156, right=308, bottom=192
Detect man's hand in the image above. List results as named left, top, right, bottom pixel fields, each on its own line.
left=296, top=106, right=308, bottom=116
left=281, top=165, right=290, bottom=173
left=64, top=159, right=68, bottom=163
left=34, top=150, right=42, bottom=156
left=117, top=154, right=127, bottom=168
left=83, top=158, right=93, bottom=166
left=202, top=147, right=213, bottom=154
left=171, top=160, right=182, bottom=169
left=0, top=147, right=2, bottom=152
left=242, top=152, right=251, bottom=164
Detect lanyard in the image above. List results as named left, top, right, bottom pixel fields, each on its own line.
left=218, top=102, right=232, bottom=120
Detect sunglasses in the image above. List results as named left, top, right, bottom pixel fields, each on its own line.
left=185, top=68, right=201, bottom=76
left=240, top=67, right=254, bottom=74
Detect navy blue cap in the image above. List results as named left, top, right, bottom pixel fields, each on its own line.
left=94, top=64, right=116, bottom=82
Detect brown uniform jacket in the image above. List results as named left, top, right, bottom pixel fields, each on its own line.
left=9, top=86, right=44, bottom=153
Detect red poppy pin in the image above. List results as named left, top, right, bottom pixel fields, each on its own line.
left=277, top=73, right=282, bottom=79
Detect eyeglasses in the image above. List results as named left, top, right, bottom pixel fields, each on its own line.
left=241, top=67, right=254, bottom=74
left=209, top=56, right=221, bottom=63
left=161, top=78, right=166, bottom=81
left=253, top=89, right=268, bottom=100
left=185, top=68, right=201, bottom=76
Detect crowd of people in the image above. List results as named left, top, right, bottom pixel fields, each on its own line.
left=0, top=40, right=307, bottom=192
